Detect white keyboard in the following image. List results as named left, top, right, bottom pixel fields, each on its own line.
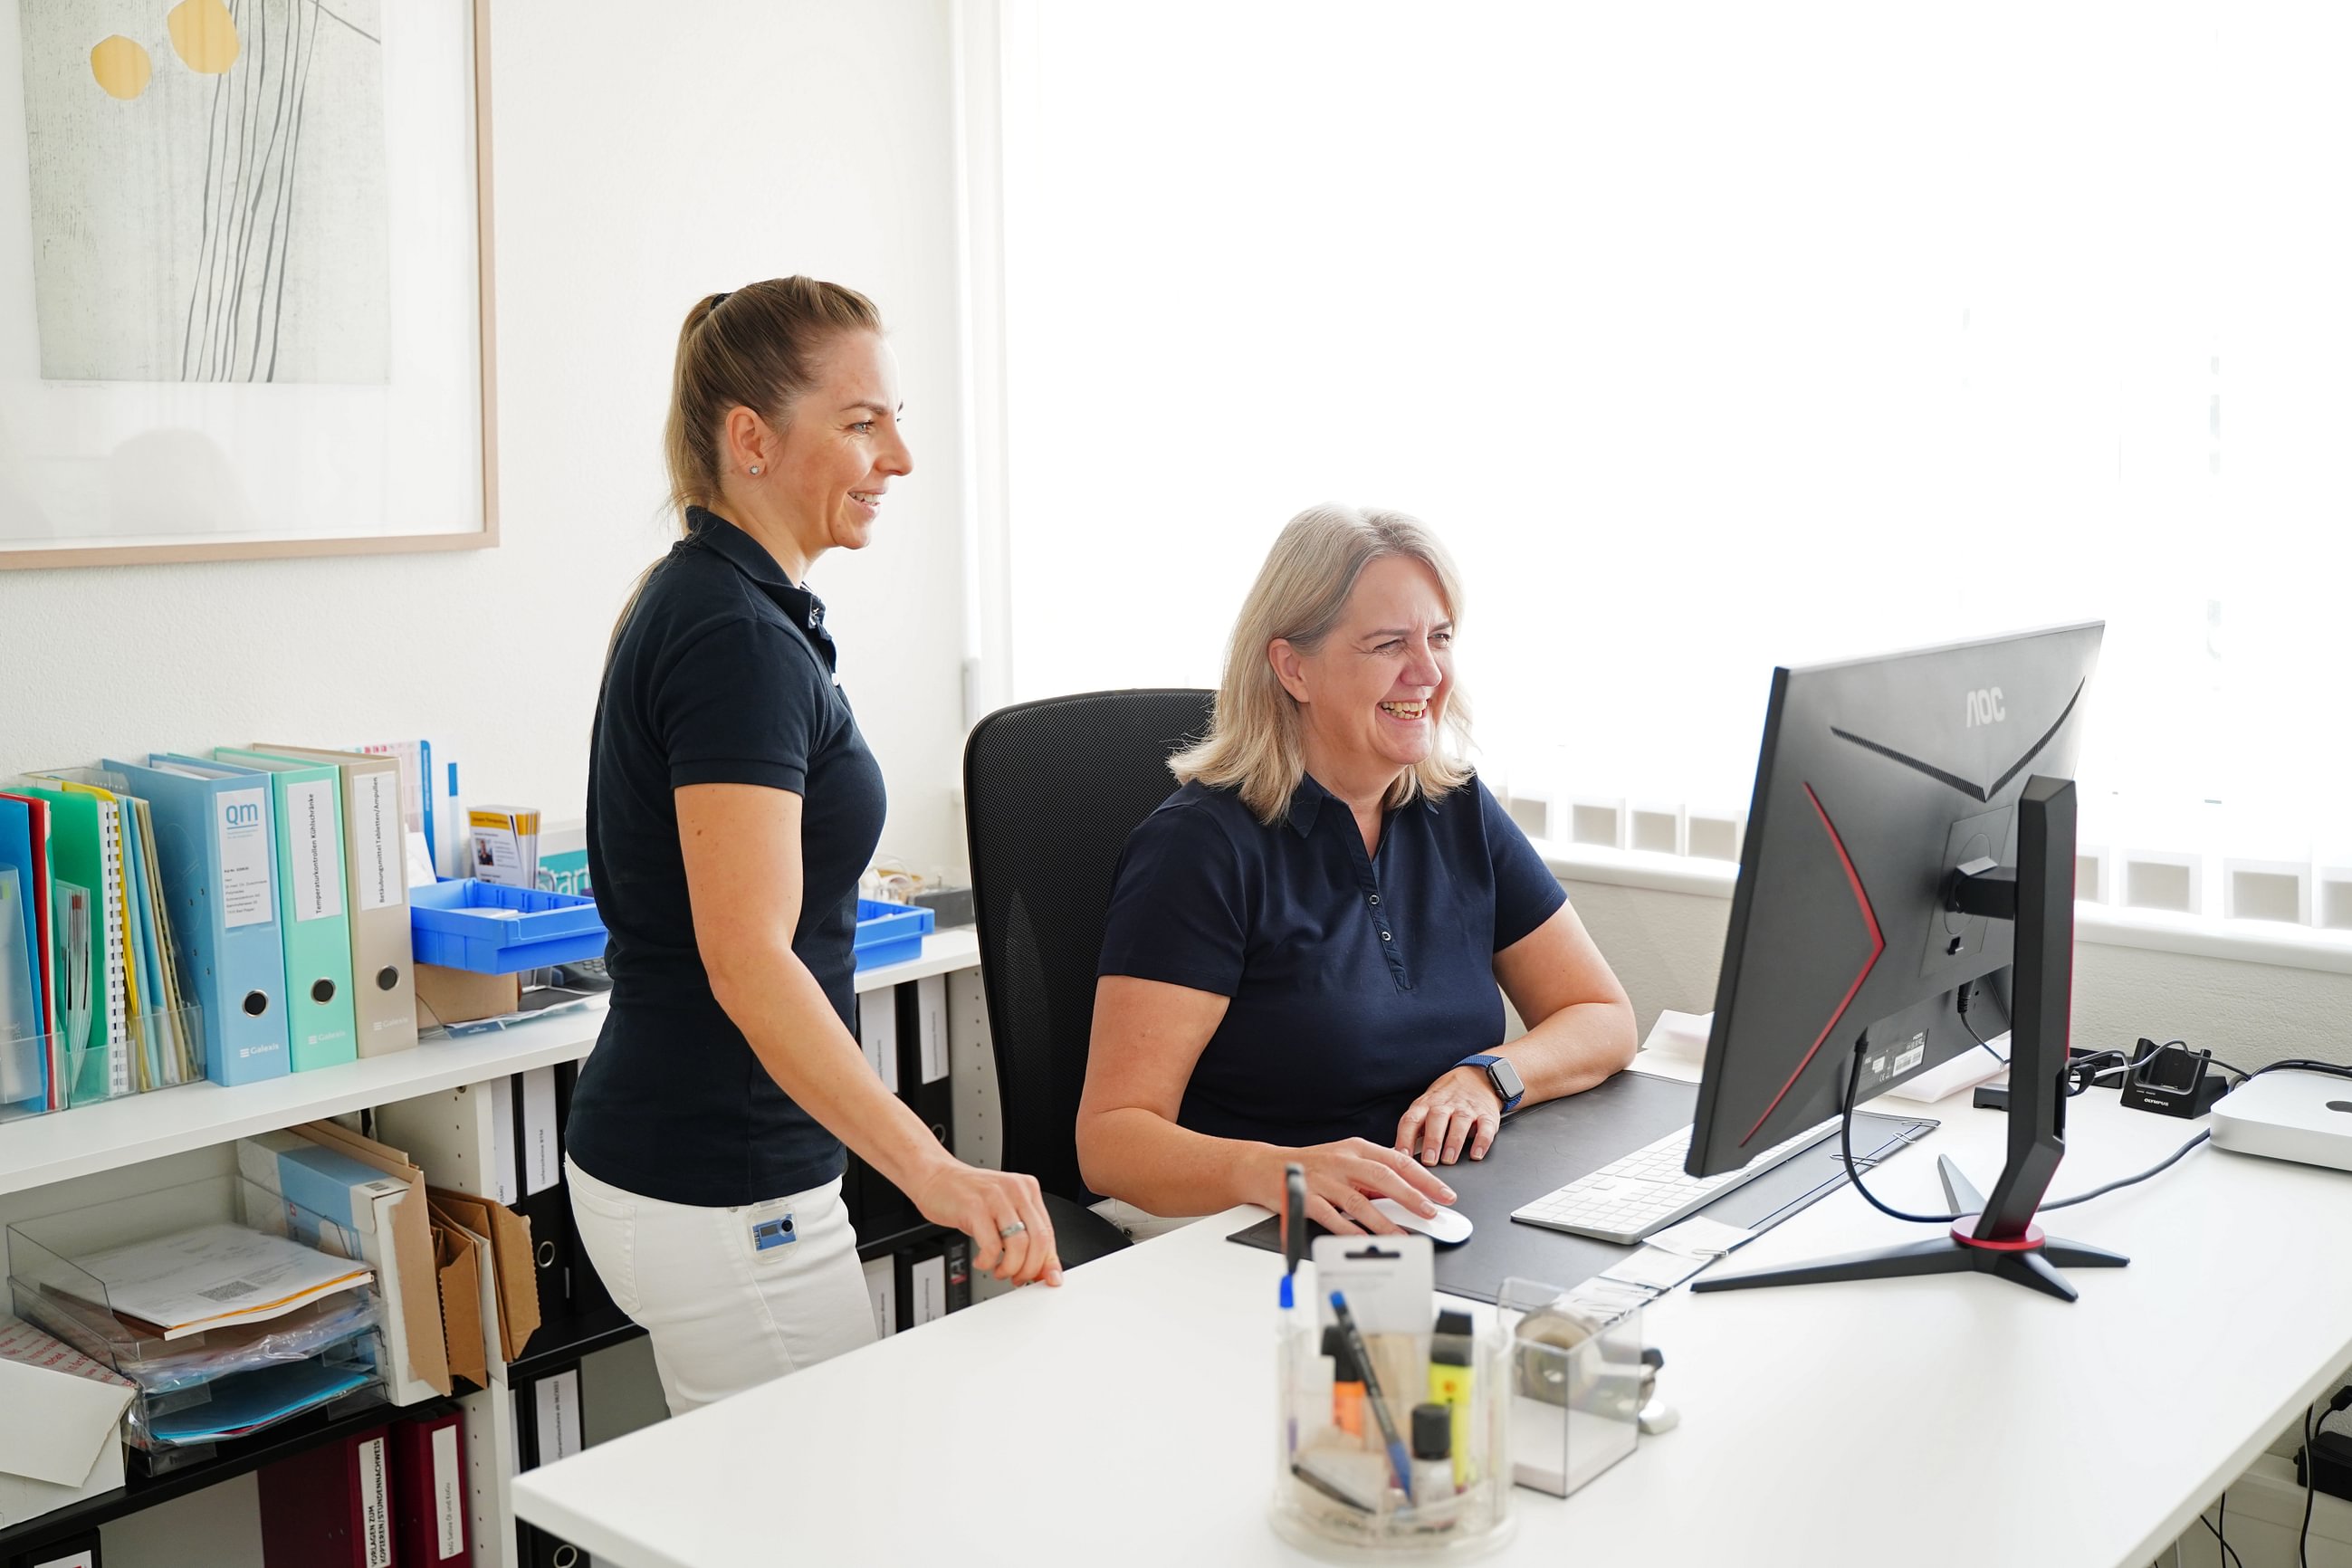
left=1511, top=1118, right=1841, bottom=1245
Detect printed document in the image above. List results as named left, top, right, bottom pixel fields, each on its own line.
left=73, top=1222, right=372, bottom=1341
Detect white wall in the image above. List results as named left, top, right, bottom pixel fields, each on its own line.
left=0, top=0, right=973, bottom=878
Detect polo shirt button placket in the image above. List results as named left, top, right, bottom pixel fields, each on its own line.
left=1368, top=884, right=1407, bottom=982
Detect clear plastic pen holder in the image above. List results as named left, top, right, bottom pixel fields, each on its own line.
left=1496, top=1277, right=1644, bottom=1498
left=1270, top=1302, right=1515, bottom=1557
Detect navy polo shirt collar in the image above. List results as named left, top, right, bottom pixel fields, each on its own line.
left=1284, top=773, right=1334, bottom=837
left=684, top=505, right=836, bottom=664
left=1283, top=770, right=1437, bottom=838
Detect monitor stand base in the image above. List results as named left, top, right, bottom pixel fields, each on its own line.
left=1690, top=1154, right=2127, bottom=1303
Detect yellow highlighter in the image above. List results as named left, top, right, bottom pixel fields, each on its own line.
left=1429, top=1308, right=1476, bottom=1488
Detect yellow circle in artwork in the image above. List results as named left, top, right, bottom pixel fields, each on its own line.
left=167, top=0, right=240, bottom=73
left=90, top=34, right=154, bottom=99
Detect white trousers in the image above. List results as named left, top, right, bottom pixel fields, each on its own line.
left=565, top=1155, right=877, bottom=1417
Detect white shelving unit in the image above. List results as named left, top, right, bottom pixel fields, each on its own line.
left=0, top=928, right=979, bottom=1200
left=0, top=928, right=987, bottom=1568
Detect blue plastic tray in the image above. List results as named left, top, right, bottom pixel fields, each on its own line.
left=855, top=899, right=934, bottom=970
left=411, top=880, right=607, bottom=974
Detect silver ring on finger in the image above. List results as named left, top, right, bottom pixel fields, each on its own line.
left=999, top=1220, right=1027, bottom=1238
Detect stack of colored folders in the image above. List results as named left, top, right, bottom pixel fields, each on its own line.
left=0, top=770, right=206, bottom=1121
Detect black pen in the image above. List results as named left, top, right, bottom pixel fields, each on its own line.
left=1279, top=1162, right=1306, bottom=1308
left=1329, top=1289, right=1414, bottom=1496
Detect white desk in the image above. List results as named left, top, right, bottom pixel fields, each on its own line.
left=512, top=1085, right=2352, bottom=1568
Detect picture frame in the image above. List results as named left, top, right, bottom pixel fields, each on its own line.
left=0, top=0, right=496, bottom=569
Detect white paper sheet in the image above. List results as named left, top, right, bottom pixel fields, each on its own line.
left=1645, top=1216, right=1754, bottom=1259
left=1597, top=1246, right=1710, bottom=1293
left=73, top=1222, right=371, bottom=1340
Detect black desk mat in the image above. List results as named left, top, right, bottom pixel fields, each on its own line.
left=1228, top=1069, right=1937, bottom=1304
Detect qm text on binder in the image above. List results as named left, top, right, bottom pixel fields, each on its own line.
left=103, top=756, right=292, bottom=1087
left=211, top=749, right=360, bottom=1072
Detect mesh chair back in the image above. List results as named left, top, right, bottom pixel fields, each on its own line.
left=963, top=689, right=1217, bottom=1202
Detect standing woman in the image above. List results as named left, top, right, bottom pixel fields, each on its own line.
left=565, top=277, right=1060, bottom=1417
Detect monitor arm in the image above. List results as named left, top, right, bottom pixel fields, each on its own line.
left=1946, top=779, right=2074, bottom=1240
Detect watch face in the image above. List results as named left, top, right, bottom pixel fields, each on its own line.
left=1489, top=1057, right=1525, bottom=1103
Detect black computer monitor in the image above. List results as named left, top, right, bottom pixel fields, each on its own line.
left=1685, top=621, right=2122, bottom=1302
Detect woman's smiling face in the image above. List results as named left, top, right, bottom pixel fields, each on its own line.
left=1276, top=553, right=1454, bottom=785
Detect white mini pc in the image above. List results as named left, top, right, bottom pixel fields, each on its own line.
left=2210, top=1069, right=2352, bottom=1174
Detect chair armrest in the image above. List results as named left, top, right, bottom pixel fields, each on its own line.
left=1043, top=1191, right=1133, bottom=1268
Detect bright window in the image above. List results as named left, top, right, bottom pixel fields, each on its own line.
left=992, top=3, right=2352, bottom=885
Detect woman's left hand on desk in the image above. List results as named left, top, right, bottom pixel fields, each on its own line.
left=1395, top=1068, right=1503, bottom=1165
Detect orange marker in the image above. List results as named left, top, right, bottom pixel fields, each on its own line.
left=1325, top=1326, right=1367, bottom=1442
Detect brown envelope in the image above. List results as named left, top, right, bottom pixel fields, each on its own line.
left=427, top=1187, right=541, bottom=1362
left=427, top=1213, right=488, bottom=1387
left=291, top=1119, right=453, bottom=1398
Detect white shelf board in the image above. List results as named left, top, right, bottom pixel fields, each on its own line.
left=0, top=1001, right=607, bottom=1200
left=852, top=926, right=979, bottom=991
left=0, top=929, right=983, bottom=1200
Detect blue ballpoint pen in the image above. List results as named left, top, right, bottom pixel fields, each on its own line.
left=1279, top=1163, right=1307, bottom=1453
left=1329, top=1289, right=1415, bottom=1496
left=1278, top=1162, right=1307, bottom=1309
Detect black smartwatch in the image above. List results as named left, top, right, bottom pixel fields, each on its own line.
left=1456, top=1053, right=1525, bottom=1113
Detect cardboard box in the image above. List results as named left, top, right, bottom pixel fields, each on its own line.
left=0, top=1314, right=135, bottom=1531
left=412, top=963, right=521, bottom=1028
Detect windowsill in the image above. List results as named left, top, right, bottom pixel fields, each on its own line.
left=1538, top=840, right=2352, bottom=979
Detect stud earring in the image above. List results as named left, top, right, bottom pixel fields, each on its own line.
left=749, top=465, right=761, bottom=476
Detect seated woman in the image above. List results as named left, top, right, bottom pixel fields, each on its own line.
left=1078, top=504, right=1638, bottom=1237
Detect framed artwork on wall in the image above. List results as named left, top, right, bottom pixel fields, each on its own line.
left=0, top=0, right=494, bottom=569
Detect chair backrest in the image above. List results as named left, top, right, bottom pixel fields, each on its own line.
left=963, top=688, right=1217, bottom=1203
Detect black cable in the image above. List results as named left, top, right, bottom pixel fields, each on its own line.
left=2203, top=1494, right=2244, bottom=1568
left=2301, top=1405, right=2316, bottom=1568
left=2037, top=1131, right=2210, bottom=1210
left=2065, top=1036, right=2182, bottom=1097
left=1955, top=980, right=2009, bottom=1065
left=1837, top=1041, right=1969, bottom=1224
left=2246, top=1058, right=2352, bottom=1085
left=1833, top=1037, right=2212, bottom=1225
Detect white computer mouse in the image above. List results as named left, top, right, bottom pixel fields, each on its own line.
left=1369, top=1198, right=1475, bottom=1246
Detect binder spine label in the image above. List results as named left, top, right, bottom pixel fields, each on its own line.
left=215, top=788, right=274, bottom=926
left=356, top=770, right=403, bottom=913
left=288, top=779, right=344, bottom=921
left=432, top=1422, right=464, bottom=1559
left=918, top=973, right=949, bottom=1082
left=359, top=1434, right=393, bottom=1568
left=536, top=1368, right=584, bottom=1460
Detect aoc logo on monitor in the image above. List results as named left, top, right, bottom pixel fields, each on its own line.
left=1965, top=687, right=2005, bottom=728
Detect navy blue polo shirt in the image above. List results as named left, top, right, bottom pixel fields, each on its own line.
left=567, top=507, right=886, bottom=1208
left=1097, top=773, right=1565, bottom=1149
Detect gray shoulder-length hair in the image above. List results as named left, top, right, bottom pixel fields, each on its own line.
left=1171, top=503, right=1476, bottom=825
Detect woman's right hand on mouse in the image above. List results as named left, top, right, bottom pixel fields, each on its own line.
left=1282, top=1138, right=1457, bottom=1236
left=910, top=1162, right=1065, bottom=1286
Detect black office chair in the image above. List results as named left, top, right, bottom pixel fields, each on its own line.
left=963, top=688, right=1219, bottom=1267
